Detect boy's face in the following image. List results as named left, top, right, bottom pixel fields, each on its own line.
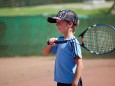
left=56, top=20, right=71, bottom=34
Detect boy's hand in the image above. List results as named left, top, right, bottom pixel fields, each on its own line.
left=47, top=38, right=58, bottom=46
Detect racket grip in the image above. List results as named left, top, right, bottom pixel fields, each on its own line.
left=47, top=41, right=50, bottom=45
left=47, top=40, right=68, bottom=45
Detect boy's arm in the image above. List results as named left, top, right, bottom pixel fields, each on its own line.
left=43, top=45, right=52, bottom=55
left=72, top=57, right=83, bottom=86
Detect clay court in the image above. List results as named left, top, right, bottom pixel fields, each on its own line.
left=0, top=56, right=115, bottom=86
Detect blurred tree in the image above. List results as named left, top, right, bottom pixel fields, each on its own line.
left=108, top=0, right=115, bottom=14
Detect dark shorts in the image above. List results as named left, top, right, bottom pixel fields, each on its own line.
left=57, top=77, right=82, bottom=86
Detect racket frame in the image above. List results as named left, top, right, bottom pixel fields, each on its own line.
left=78, top=24, right=115, bottom=54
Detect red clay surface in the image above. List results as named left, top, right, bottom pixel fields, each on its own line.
left=0, top=56, right=115, bottom=86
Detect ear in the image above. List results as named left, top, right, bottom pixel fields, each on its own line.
left=76, top=20, right=80, bottom=27
left=68, top=22, right=73, bottom=28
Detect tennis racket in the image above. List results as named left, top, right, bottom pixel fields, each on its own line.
left=47, top=24, right=115, bottom=55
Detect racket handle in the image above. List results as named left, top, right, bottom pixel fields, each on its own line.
left=47, top=40, right=68, bottom=45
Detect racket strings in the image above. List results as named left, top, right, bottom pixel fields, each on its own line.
left=84, top=25, right=115, bottom=54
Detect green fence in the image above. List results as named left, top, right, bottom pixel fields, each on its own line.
left=0, top=15, right=115, bottom=56
left=0, top=0, right=83, bottom=7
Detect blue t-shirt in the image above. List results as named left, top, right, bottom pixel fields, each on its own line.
left=51, top=36, right=82, bottom=84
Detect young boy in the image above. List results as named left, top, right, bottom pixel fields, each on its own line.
left=43, top=9, right=83, bottom=86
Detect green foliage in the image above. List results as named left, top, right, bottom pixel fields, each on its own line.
left=0, top=6, right=110, bottom=16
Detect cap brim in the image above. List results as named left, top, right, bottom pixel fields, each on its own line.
left=47, top=17, right=61, bottom=23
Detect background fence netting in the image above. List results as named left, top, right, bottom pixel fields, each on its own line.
left=0, top=15, right=115, bottom=56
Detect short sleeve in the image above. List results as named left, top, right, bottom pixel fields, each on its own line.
left=70, top=38, right=82, bottom=58
left=51, top=45, right=58, bottom=54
